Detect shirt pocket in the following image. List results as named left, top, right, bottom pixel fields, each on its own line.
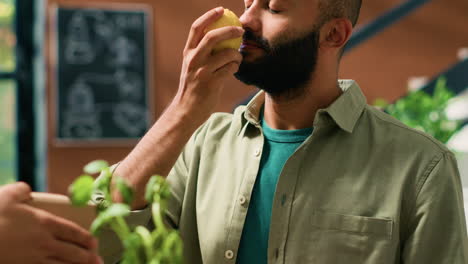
left=308, top=210, right=393, bottom=264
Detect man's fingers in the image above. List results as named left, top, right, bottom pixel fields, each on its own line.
left=0, top=182, right=32, bottom=202
left=196, top=26, right=244, bottom=58
left=214, top=61, right=240, bottom=79
left=185, top=7, right=224, bottom=51
left=206, top=49, right=242, bottom=73
left=39, top=212, right=97, bottom=250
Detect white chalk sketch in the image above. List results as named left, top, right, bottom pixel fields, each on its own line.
left=62, top=114, right=102, bottom=138
left=65, top=12, right=96, bottom=64
left=61, top=70, right=147, bottom=138
left=91, top=11, right=115, bottom=41
left=64, top=10, right=143, bottom=66
left=62, top=80, right=102, bottom=137
left=115, top=13, right=142, bottom=29
left=58, top=8, right=149, bottom=140
left=113, top=102, right=147, bottom=136
left=114, top=69, right=143, bottom=101
left=67, top=79, right=95, bottom=112
left=109, top=35, right=140, bottom=67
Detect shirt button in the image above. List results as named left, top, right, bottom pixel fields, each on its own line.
left=254, top=148, right=261, bottom=157
left=239, top=195, right=247, bottom=205
left=281, top=194, right=287, bottom=206
left=225, top=250, right=234, bottom=259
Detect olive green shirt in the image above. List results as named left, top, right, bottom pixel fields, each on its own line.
left=97, top=80, right=468, bottom=264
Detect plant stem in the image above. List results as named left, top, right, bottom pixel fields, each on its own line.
left=111, top=216, right=131, bottom=241
left=136, top=226, right=153, bottom=260
left=152, top=200, right=167, bottom=233
left=102, top=167, right=112, bottom=202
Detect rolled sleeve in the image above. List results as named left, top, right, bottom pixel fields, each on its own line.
left=165, top=156, right=188, bottom=229
left=93, top=120, right=207, bottom=263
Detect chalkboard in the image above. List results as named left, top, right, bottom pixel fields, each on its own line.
left=55, top=7, right=151, bottom=143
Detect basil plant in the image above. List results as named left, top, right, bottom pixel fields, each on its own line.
left=375, top=77, right=462, bottom=144
left=68, top=160, right=183, bottom=264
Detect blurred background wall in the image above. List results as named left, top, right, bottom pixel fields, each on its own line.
left=0, top=0, right=467, bottom=193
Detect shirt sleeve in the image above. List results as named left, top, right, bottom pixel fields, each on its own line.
left=164, top=118, right=210, bottom=229
left=402, top=151, right=468, bottom=263
left=164, top=149, right=189, bottom=229
left=93, top=120, right=209, bottom=263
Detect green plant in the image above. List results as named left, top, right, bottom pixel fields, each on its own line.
left=68, top=160, right=183, bottom=264
left=374, top=77, right=462, bottom=144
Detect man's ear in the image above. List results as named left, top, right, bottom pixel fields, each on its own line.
left=319, top=18, right=353, bottom=50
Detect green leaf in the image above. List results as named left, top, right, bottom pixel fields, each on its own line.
left=145, top=175, right=170, bottom=204
left=383, top=76, right=462, bottom=144
left=135, top=226, right=153, bottom=260
left=161, top=231, right=183, bottom=263
left=116, top=177, right=134, bottom=205
left=122, top=233, right=145, bottom=264
left=70, top=160, right=185, bottom=263
left=145, top=176, right=158, bottom=203
left=433, top=77, right=448, bottom=102
left=93, top=167, right=112, bottom=203
left=373, top=98, right=389, bottom=108
left=84, top=160, right=109, bottom=174
left=90, top=204, right=130, bottom=235
left=94, top=168, right=111, bottom=191
left=68, top=175, right=95, bottom=206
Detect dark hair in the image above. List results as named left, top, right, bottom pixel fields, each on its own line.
left=318, top=0, right=362, bottom=27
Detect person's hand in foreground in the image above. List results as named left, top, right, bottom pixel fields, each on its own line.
left=0, top=182, right=102, bottom=264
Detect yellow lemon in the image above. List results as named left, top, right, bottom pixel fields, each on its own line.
left=205, top=9, right=242, bottom=52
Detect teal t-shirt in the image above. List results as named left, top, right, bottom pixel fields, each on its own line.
left=236, top=114, right=313, bottom=264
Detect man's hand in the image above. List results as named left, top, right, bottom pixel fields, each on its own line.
left=174, top=6, right=244, bottom=123
left=0, top=182, right=102, bottom=264
left=113, top=7, right=244, bottom=209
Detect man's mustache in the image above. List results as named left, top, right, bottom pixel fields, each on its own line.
left=242, top=30, right=272, bottom=52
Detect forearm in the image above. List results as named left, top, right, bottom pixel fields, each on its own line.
left=113, top=7, right=243, bottom=209
left=114, top=100, right=203, bottom=209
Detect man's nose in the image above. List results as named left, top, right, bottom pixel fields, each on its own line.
left=239, top=5, right=261, bottom=32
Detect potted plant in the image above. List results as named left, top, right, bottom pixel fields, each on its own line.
left=68, top=160, right=183, bottom=264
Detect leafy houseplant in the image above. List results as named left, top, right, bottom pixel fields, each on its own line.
left=68, top=160, right=183, bottom=264
left=374, top=77, right=462, bottom=144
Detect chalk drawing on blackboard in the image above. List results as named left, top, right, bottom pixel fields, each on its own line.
left=56, top=7, right=150, bottom=142
left=113, top=102, right=147, bottom=136
left=60, top=70, right=147, bottom=139
left=62, top=80, right=102, bottom=138
left=114, top=13, right=143, bottom=29
left=92, top=11, right=115, bottom=40
left=65, top=12, right=96, bottom=64
left=109, top=35, right=140, bottom=67
left=62, top=114, right=102, bottom=138
left=114, top=69, right=143, bottom=101
left=67, top=79, right=95, bottom=113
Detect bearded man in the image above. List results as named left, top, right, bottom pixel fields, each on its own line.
left=98, top=1, right=468, bottom=263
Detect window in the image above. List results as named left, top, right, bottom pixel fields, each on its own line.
left=0, top=0, right=16, bottom=185
left=0, top=0, right=36, bottom=188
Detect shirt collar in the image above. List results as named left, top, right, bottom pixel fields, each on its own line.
left=241, top=80, right=367, bottom=134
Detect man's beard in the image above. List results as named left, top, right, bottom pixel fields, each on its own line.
left=234, top=27, right=320, bottom=99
